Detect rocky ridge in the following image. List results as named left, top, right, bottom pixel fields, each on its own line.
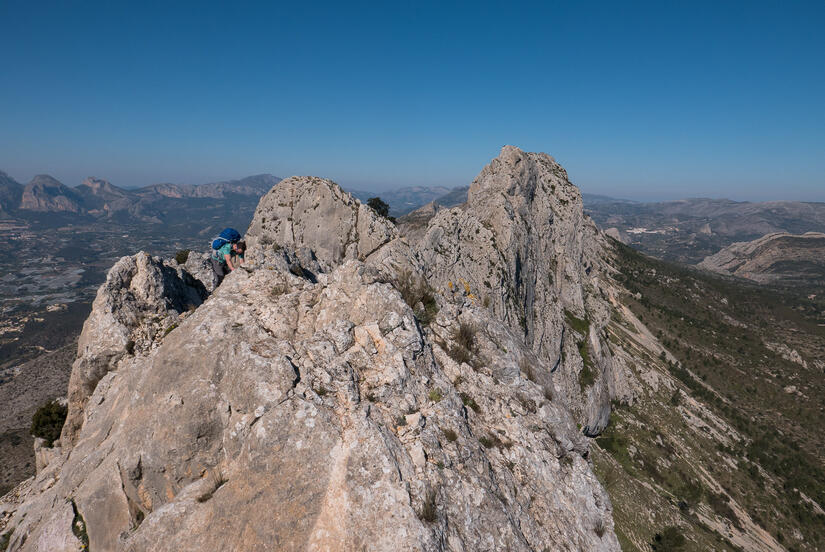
left=1, top=174, right=282, bottom=219
left=1, top=147, right=632, bottom=551
left=698, top=231, right=825, bottom=285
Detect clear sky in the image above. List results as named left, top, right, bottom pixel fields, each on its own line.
left=1, top=0, right=823, bottom=201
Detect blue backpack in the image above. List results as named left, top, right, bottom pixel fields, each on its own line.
left=211, top=228, right=242, bottom=251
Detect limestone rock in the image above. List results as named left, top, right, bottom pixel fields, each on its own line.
left=415, top=146, right=616, bottom=434
left=3, top=150, right=624, bottom=551
left=246, top=176, right=399, bottom=271
left=61, top=252, right=211, bottom=445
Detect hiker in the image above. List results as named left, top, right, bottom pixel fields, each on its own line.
left=211, top=228, right=246, bottom=285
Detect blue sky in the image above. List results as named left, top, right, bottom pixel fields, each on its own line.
left=1, top=0, right=823, bottom=201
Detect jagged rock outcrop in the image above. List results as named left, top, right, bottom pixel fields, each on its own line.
left=698, top=231, right=825, bottom=284
left=1, top=150, right=623, bottom=551
left=61, top=252, right=211, bottom=445
left=246, top=176, right=403, bottom=273
left=414, top=146, right=615, bottom=435
left=396, top=201, right=443, bottom=244
left=19, top=175, right=83, bottom=213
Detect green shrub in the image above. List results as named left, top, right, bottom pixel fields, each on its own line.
left=676, top=478, right=704, bottom=506
left=651, top=526, right=685, bottom=550
left=0, top=528, right=13, bottom=552
left=578, top=340, right=595, bottom=390
left=442, top=428, right=458, bottom=442
left=448, top=343, right=472, bottom=366
left=564, top=309, right=590, bottom=335
left=479, top=433, right=510, bottom=450
left=174, top=249, right=191, bottom=264
left=31, top=400, right=67, bottom=446
left=460, top=392, right=480, bottom=413
left=454, top=321, right=476, bottom=351
left=428, top=388, right=442, bottom=402
left=448, top=321, right=477, bottom=366
left=367, top=197, right=390, bottom=218
left=418, top=489, right=437, bottom=522
left=595, top=427, right=633, bottom=473
left=70, top=499, right=89, bottom=548
left=394, top=270, right=438, bottom=325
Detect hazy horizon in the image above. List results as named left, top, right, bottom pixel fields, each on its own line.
left=4, top=164, right=824, bottom=205
left=2, top=1, right=823, bottom=202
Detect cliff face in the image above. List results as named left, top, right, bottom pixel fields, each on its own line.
left=19, top=175, right=84, bottom=213
left=74, top=177, right=134, bottom=215
left=413, top=146, right=616, bottom=435
left=0, top=148, right=622, bottom=551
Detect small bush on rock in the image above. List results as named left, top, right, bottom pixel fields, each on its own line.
left=564, top=309, right=590, bottom=336
left=651, top=526, right=685, bottom=550
left=394, top=270, right=438, bottom=325
left=459, top=393, right=480, bottom=413
left=367, top=197, right=390, bottom=218
left=175, top=249, right=190, bottom=264
left=448, top=322, right=477, bottom=366
left=418, top=489, right=437, bottom=523
left=0, top=528, right=13, bottom=552
left=31, top=400, right=67, bottom=446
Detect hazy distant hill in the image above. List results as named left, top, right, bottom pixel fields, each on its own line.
left=347, top=185, right=455, bottom=216
left=20, top=175, right=84, bottom=213
left=698, top=232, right=825, bottom=285
left=135, top=174, right=280, bottom=200
left=0, top=172, right=282, bottom=223
left=584, top=197, right=825, bottom=263
left=0, top=171, right=23, bottom=215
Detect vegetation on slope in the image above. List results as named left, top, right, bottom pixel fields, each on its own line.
left=595, top=239, right=825, bottom=552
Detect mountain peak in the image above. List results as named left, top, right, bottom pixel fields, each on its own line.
left=468, top=146, right=572, bottom=209
left=1, top=150, right=622, bottom=551
left=21, top=175, right=83, bottom=212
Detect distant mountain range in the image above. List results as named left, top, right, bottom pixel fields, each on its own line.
left=0, top=171, right=471, bottom=221
left=6, top=168, right=824, bottom=273
left=347, top=186, right=455, bottom=216
left=0, top=172, right=282, bottom=223
left=583, top=196, right=825, bottom=264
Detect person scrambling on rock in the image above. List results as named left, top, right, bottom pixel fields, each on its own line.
left=210, top=228, right=245, bottom=285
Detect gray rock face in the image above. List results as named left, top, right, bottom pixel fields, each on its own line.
left=246, top=175, right=400, bottom=272
left=19, top=175, right=83, bottom=213
left=61, top=252, right=211, bottom=445
left=415, top=146, right=615, bottom=434
left=2, top=151, right=623, bottom=551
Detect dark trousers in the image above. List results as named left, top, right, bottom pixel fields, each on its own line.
left=211, top=257, right=229, bottom=285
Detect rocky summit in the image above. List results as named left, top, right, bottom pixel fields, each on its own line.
left=0, top=147, right=637, bottom=551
